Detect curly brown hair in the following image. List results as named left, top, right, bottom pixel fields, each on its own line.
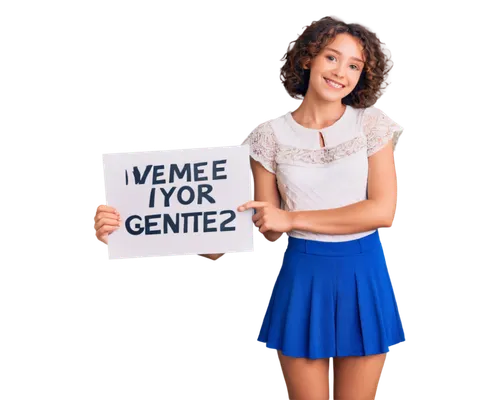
left=280, top=16, right=394, bottom=108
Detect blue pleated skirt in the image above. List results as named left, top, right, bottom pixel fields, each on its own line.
left=257, top=230, right=405, bottom=359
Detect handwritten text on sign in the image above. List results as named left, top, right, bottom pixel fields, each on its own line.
left=103, top=145, right=253, bottom=259
left=125, top=160, right=236, bottom=235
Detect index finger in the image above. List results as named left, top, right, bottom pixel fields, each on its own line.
left=97, top=205, right=119, bottom=214
left=237, top=201, right=267, bottom=211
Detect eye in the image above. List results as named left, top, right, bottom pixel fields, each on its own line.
left=327, top=55, right=336, bottom=62
left=350, top=65, right=360, bottom=70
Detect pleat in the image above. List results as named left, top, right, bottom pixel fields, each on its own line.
left=257, top=240, right=405, bottom=359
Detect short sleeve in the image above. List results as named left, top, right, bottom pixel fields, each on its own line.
left=362, top=107, right=404, bottom=157
left=241, top=121, right=278, bottom=174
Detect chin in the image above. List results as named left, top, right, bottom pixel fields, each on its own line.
left=319, top=90, right=343, bottom=102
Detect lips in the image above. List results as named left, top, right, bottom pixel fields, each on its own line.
left=325, top=78, right=345, bottom=89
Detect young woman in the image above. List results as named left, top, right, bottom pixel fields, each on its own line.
left=94, top=16, right=405, bottom=400
left=237, top=15, right=406, bottom=399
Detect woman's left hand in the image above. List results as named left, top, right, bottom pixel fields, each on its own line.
left=237, top=201, right=293, bottom=233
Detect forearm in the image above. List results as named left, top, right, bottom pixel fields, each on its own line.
left=263, top=231, right=283, bottom=242
left=290, top=200, right=391, bottom=235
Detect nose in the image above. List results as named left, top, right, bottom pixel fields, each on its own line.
left=332, top=64, right=345, bottom=79
left=331, top=60, right=349, bottom=78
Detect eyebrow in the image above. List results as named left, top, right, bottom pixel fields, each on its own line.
left=325, top=47, right=365, bottom=64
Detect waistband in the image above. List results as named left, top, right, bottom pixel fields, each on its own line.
left=286, top=230, right=381, bottom=256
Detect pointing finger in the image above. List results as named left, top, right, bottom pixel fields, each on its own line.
left=238, top=201, right=267, bottom=211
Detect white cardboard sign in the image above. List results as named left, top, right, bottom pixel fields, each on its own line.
left=102, top=145, right=253, bottom=259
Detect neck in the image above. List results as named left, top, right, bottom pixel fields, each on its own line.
left=292, top=91, right=346, bottom=129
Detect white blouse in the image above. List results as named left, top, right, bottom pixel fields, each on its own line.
left=241, top=105, right=404, bottom=242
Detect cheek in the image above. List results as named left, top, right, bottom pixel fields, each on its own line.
left=345, top=70, right=361, bottom=85
left=309, top=60, right=328, bottom=77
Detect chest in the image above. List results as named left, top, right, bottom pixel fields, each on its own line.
left=271, top=111, right=370, bottom=206
left=277, top=145, right=367, bottom=184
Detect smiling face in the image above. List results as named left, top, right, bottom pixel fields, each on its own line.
left=306, top=33, right=366, bottom=102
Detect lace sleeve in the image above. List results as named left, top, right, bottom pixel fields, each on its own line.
left=362, top=107, right=404, bottom=157
left=241, top=121, right=278, bottom=174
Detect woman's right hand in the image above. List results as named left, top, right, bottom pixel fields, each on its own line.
left=94, top=205, right=121, bottom=245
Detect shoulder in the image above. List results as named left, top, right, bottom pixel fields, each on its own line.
left=241, top=114, right=287, bottom=146
left=245, top=113, right=286, bottom=138
left=359, top=105, right=405, bottom=156
left=241, top=114, right=286, bottom=174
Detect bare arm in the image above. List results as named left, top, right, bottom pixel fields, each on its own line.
left=249, top=157, right=283, bottom=242
left=198, top=253, right=225, bottom=261
left=290, top=141, right=397, bottom=235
